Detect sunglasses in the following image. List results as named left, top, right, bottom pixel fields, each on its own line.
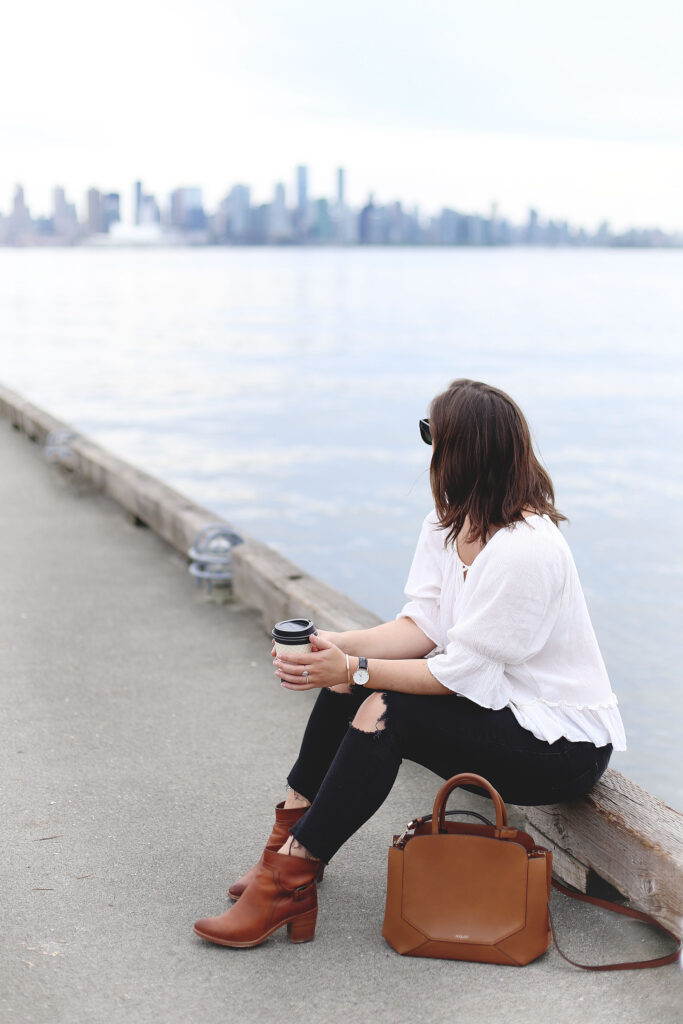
left=419, top=417, right=432, bottom=446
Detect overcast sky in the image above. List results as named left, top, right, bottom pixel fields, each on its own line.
left=3, top=0, right=682, bottom=229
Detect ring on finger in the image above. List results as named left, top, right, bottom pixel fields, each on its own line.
left=303, top=669, right=309, bottom=683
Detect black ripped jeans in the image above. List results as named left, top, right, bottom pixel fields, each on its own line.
left=287, top=686, right=612, bottom=864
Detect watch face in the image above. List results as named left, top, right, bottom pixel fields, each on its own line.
left=354, top=668, right=370, bottom=685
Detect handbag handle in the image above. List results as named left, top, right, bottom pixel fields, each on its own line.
left=431, top=773, right=508, bottom=833
left=393, top=808, right=495, bottom=848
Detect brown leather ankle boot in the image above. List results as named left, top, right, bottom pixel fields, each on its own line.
left=195, top=849, right=319, bottom=947
left=228, top=801, right=324, bottom=900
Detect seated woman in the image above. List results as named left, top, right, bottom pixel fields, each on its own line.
left=194, top=377, right=626, bottom=948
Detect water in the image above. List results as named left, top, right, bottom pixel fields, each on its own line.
left=1, top=246, right=681, bottom=809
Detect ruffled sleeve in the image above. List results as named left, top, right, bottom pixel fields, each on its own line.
left=396, top=512, right=444, bottom=651
left=426, top=524, right=567, bottom=708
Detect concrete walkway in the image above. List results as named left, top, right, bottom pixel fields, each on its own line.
left=1, top=419, right=679, bottom=1024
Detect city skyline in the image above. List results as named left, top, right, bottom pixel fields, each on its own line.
left=1, top=166, right=679, bottom=248
left=2, top=2, right=683, bottom=233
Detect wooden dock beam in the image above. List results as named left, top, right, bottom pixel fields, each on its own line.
left=522, top=768, right=683, bottom=938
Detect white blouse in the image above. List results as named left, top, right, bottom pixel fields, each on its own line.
left=397, top=511, right=626, bottom=751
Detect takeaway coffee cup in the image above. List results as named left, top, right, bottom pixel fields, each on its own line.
left=271, top=618, right=317, bottom=658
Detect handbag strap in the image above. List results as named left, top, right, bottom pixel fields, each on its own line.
left=418, top=809, right=496, bottom=827
left=549, top=878, right=682, bottom=970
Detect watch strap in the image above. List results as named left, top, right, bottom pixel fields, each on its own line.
left=352, top=656, right=369, bottom=686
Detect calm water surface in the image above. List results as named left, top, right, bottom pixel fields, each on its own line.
left=1, top=247, right=681, bottom=808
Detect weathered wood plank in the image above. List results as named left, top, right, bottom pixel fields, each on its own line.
left=523, top=821, right=591, bottom=891
left=522, top=767, right=683, bottom=937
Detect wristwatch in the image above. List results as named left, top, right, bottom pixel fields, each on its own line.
left=353, top=656, right=370, bottom=686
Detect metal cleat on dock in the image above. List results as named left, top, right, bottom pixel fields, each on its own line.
left=188, top=524, right=243, bottom=601
left=44, top=429, right=80, bottom=467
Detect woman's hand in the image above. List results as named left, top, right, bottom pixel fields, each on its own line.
left=314, top=628, right=344, bottom=648
left=274, top=631, right=348, bottom=691
left=270, top=628, right=344, bottom=664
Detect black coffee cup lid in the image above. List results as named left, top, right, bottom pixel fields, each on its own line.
left=272, top=618, right=316, bottom=644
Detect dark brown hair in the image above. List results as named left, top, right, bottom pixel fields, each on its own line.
left=429, top=379, right=567, bottom=546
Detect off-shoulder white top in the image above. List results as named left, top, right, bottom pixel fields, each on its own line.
left=397, top=511, right=626, bottom=750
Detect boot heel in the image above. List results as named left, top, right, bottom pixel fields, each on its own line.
left=317, top=864, right=325, bottom=885
left=287, top=907, right=317, bottom=943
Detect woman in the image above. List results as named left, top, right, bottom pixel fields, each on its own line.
left=194, top=378, right=626, bottom=948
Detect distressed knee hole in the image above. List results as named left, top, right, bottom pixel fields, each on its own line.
left=352, top=692, right=388, bottom=734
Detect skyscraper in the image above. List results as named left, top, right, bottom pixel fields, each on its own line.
left=312, top=198, right=332, bottom=240
left=53, top=187, right=79, bottom=240
left=170, top=187, right=205, bottom=231
left=269, top=182, right=290, bottom=242
left=53, top=187, right=66, bottom=226
left=526, top=208, right=540, bottom=244
left=297, top=166, right=308, bottom=212
left=337, top=168, right=345, bottom=207
left=358, top=194, right=376, bottom=244
left=102, top=193, right=120, bottom=231
left=225, top=184, right=250, bottom=241
left=8, top=185, right=32, bottom=241
left=296, top=165, right=309, bottom=240
left=134, top=181, right=142, bottom=225
left=87, top=188, right=103, bottom=234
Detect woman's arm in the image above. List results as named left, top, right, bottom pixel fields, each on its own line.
left=353, top=655, right=450, bottom=694
left=319, top=617, right=436, bottom=660
left=275, top=631, right=453, bottom=695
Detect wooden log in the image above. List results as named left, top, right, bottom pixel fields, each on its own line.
left=523, top=821, right=590, bottom=892
left=522, top=767, right=683, bottom=938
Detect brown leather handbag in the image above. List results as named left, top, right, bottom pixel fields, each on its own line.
left=382, top=772, right=681, bottom=970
